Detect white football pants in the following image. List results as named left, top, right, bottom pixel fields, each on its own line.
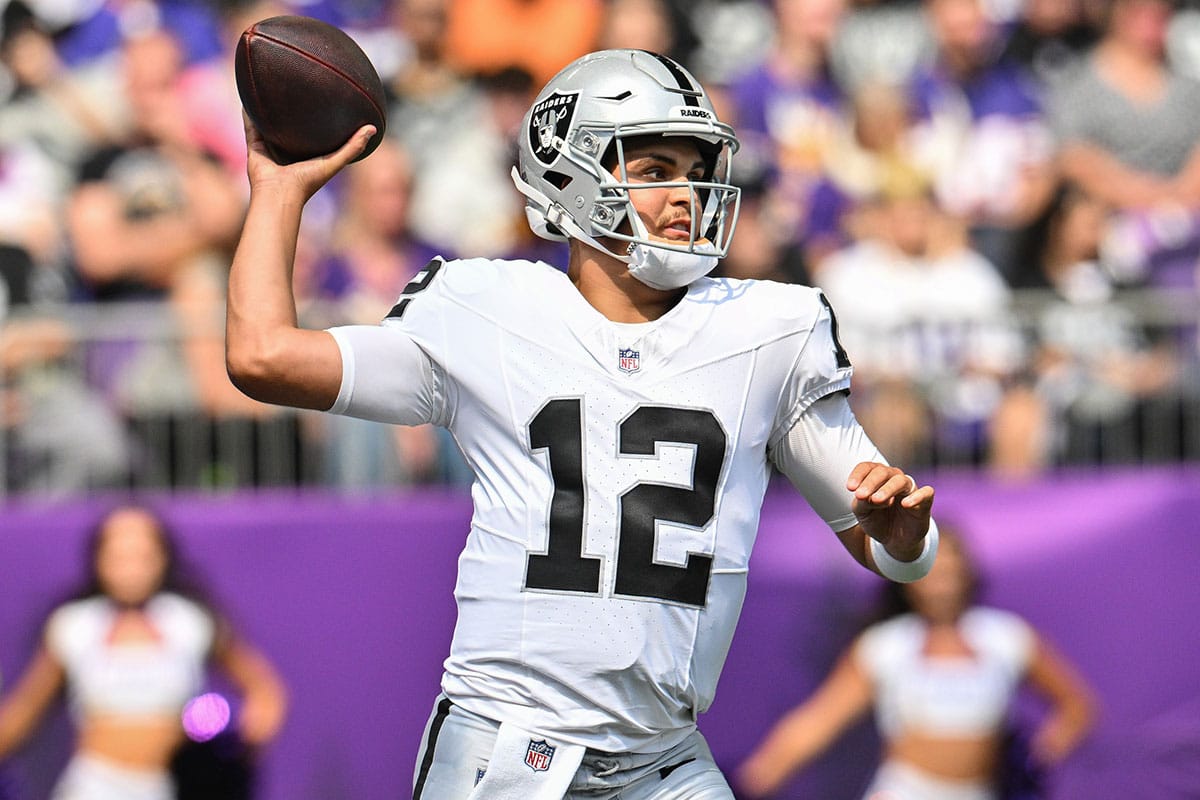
left=412, top=695, right=734, bottom=800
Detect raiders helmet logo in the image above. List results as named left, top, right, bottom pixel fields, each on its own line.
left=529, top=91, right=579, bottom=167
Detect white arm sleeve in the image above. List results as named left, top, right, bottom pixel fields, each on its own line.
left=325, top=325, right=446, bottom=426
left=767, top=392, right=884, bottom=532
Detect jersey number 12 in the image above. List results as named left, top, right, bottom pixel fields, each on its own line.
left=525, top=399, right=727, bottom=608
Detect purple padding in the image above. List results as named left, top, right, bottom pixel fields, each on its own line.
left=0, top=491, right=467, bottom=800
left=709, top=466, right=1200, bottom=798
left=2, top=468, right=1198, bottom=799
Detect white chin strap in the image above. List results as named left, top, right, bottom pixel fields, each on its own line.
left=622, top=194, right=719, bottom=290
left=626, top=241, right=718, bottom=290
left=510, top=166, right=718, bottom=290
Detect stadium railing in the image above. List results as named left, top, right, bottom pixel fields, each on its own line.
left=0, top=289, right=1196, bottom=499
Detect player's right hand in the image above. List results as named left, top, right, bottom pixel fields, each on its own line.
left=242, top=113, right=376, bottom=202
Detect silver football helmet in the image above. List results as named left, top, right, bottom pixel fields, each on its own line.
left=511, top=49, right=741, bottom=267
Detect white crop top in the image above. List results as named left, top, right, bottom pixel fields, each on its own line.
left=854, top=607, right=1035, bottom=738
left=45, top=593, right=215, bottom=721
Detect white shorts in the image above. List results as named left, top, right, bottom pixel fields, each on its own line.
left=863, top=760, right=996, bottom=800
left=412, top=695, right=733, bottom=800
left=51, top=754, right=174, bottom=800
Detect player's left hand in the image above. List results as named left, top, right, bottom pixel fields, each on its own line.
left=847, top=462, right=934, bottom=562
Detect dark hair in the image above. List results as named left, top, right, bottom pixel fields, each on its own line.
left=475, top=64, right=535, bottom=96
left=73, top=502, right=211, bottom=611
left=1010, top=178, right=1119, bottom=290
left=874, top=521, right=983, bottom=621
left=0, top=0, right=38, bottom=48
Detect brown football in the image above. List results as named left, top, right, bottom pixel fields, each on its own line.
left=234, top=15, right=386, bottom=164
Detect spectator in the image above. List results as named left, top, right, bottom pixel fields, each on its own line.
left=1050, top=0, right=1200, bottom=289
left=1000, top=0, right=1100, bottom=90
left=386, top=0, right=478, bottom=152
left=65, top=29, right=242, bottom=303
left=737, top=523, right=1096, bottom=800
left=63, top=29, right=260, bottom=423
left=715, top=177, right=812, bottom=285
left=806, top=78, right=933, bottom=269
left=1, top=287, right=131, bottom=494
left=298, top=139, right=468, bottom=488
left=831, top=0, right=930, bottom=92
left=172, top=0, right=292, bottom=179
left=1, top=124, right=128, bottom=494
left=0, top=136, right=62, bottom=295
left=597, top=0, right=682, bottom=63
left=1023, top=187, right=1180, bottom=465
left=0, top=503, right=288, bottom=799
left=384, top=1, right=542, bottom=261
left=815, top=180, right=1035, bottom=471
left=403, top=65, right=541, bottom=260
left=300, top=141, right=431, bottom=324
left=685, top=0, right=776, bottom=86
left=0, top=1, right=127, bottom=202
left=725, top=0, right=850, bottom=273
left=908, top=0, right=1058, bottom=285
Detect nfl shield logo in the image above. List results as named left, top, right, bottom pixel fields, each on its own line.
left=618, top=347, right=640, bottom=374
left=525, top=739, right=555, bottom=772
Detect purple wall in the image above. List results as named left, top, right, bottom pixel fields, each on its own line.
left=1, top=468, right=1198, bottom=799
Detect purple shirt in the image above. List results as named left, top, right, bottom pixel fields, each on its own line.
left=727, top=60, right=847, bottom=244
left=906, top=59, right=1052, bottom=219
left=909, top=59, right=1043, bottom=123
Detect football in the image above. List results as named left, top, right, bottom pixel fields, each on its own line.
left=234, top=15, right=386, bottom=164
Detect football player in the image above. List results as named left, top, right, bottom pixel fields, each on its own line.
left=227, top=49, right=938, bottom=800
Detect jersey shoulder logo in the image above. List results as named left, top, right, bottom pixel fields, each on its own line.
left=525, top=739, right=555, bottom=772
left=617, top=347, right=640, bottom=374
left=529, top=91, right=579, bottom=167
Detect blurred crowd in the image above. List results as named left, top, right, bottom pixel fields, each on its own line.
left=1, top=0, right=1199, bottom=495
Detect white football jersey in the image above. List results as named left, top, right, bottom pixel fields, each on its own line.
left=328, top=258, right=853, bottom=753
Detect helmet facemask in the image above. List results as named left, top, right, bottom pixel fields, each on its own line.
left=592, top=130, right=741, bottom=261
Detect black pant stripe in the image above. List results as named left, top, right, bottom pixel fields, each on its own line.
left=659, top=757, right=696, bottom=780
left=412, top=698, right=454, bottom=799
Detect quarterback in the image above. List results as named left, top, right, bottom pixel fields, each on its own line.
left=227, top=50, right=938, bottom=800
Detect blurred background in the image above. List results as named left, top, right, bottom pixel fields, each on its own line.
left=0, top=0, right=1197, bottom=798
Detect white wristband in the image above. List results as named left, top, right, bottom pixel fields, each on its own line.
left=869, top=517, right=939, bottom=583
